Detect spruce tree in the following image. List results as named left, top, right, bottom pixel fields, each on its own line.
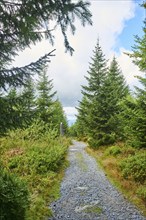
left=99, top=57, right=129, bottom=142
left=76, top=95, right=90, bottom=138
left=18, top=77, right=36, bottom=127
left=127, top=3, right=146, bottom=72
left=77, top=45, right=129, bottom=147
left=0, top=88, right=22, bottom=134
left=82, top=39, right=108, bottom=99
left=78, top=40, right=108, bottom=147
left=36, top=68, right=56, bottom=124
left=128, top=76, right=146, bottom=148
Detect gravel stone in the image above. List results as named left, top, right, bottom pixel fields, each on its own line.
left=49, top=140, right=146, bottom=220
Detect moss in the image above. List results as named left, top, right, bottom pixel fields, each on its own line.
left=76, top=152, right=88, bottom=171
left=84, top=205, right=102, bottom=214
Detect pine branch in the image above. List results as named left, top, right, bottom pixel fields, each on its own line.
left=0, top=49, right=56, bottom=90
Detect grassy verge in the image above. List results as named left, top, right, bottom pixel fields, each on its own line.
left=86, top=143, right=146, bottom=216
left=0, top=122, right=70, bottom=219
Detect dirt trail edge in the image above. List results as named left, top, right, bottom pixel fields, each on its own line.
left=49, top=140, right=146, bottom=220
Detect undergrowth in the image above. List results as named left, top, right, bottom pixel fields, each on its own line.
left=0, top=121, right=70, bottom=220
left=86, top=143, right=146, bottom=216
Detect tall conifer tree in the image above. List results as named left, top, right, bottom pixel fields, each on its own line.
left=98, top=57, right=129, bottom=143
left=77, top=40, right=108, bottom=147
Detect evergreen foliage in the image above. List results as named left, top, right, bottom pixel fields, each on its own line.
left=0, top=0, right=92, bottom=90
left=0, top=163, right=29, bottom=220
left=99, top=57, right=129, bottom=142
left=0, top=88, right=22, bottom=134
left=20, top=77, right=36, bottom=126
left=77, top=40, right=108, bottom=146
left=36, top=68, right=56, bottom=124
left=82, top=39, right=108, bottom=98
left=0, top=78, right=36, bottom=134
left=129, top=75, right=146, bottom=148
left=76, top=95, right=89, bottom=138
left=126, top=3, right=146, bottom=72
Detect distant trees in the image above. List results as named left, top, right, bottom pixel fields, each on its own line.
left=0, top=66, right=68, bottom=135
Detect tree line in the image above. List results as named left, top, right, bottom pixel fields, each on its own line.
left=0, top=66, right=68, bottom=135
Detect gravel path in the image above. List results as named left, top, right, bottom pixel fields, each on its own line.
left=49, top=140, right=146, bottom=220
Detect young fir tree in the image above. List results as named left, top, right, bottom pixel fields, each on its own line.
left=36, top=68, right=56, bottom=125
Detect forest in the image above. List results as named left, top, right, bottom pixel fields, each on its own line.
left=0, top=1, right=146, bottom=219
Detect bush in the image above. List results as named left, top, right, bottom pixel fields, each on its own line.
left=0, top=122, right=70, bottom=219
left=137, top=187, right=146, bottom=202
left=105, top=146, right=122, bottom=156
left=120, top=153, right=146, bottom=183
left=0, top=164, right=29, bottom=220
left=122, top=146, right=135, bottom=156
left=8, top=144, right=67, bottom=175
left=88, top=132, right=116, bottom=148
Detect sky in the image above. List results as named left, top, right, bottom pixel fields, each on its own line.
left=14, top=0, right=145, bottom=125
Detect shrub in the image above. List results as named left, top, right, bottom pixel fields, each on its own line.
left=137, top=187, right=146, bottom=202
left=8, top=144, right=67, bottom=175
left=0, top=163, right=29, bottom=220
left=88, top=132, right=116, bottom=148
left=120, top=153, right=146, bottom=183
left=122, top=146, right=135, bottom=156
left=0, top=122, right=70, bottom=219
left=105, top=146, right=122, bottom=156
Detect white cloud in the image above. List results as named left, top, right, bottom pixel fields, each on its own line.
left=63, top=107, right=78, bottom=126
left=13, top=0, right=140, bottom=123
left=116, top=48, right=142, bottom=91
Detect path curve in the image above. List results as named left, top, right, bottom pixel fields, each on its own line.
left=49, top=140, right=146, bottom=220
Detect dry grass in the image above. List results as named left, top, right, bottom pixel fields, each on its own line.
left=86, top=146, right=146, bottom=216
